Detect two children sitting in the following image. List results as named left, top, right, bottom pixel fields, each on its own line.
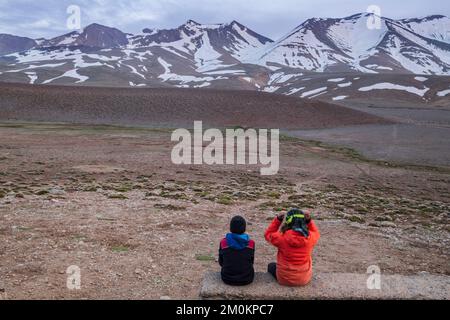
left=218, top=209, right=320, bottom=287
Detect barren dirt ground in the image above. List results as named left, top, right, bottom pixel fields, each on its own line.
left=0, top=123, right=449, bottom=299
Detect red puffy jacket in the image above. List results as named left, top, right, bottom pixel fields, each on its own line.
left=265, top=217, right=320, bottom=286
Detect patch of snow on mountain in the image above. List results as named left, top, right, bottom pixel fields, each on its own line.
left=338, top=82, right=352, bottom=88
left=158, top=57, right=216, bottom=84
left=9, top=49, right=79, bottom=63
left=268, top=72, right=302, bottom=85
left=122, top=49, right=151, bottom=62
left=263, top=86, right=280, bottom=93
left=83, top=54, right=121, bottom=62
left=437, top=89, right=450, bottom=97
left=366, top=64, right=393, bottom=71
left=123, top=63, right=146, bottom=79
left=8, top=49, right=122, bottom=73
left=358, top=82, right=429, bottom=96
left=194, top=33, right=226, bottom=72
left=203, top=69, right=246, bottom=75
left=301, top=87, right=327, bottom=98
left=25, top=71, right=37, bottom=84
left=43, top=69, right=89, bottom=84
left=57, top=33, right=79, bottom=45
left=5, top=63, right=66, bottom=73
left=28, top=63, right=67, bottom=69
left=193, top=82, right=211, bottom=88
left=129, top=81, right=146, bottom=87
left=287, top=87, right=305, bottom=95
left=161, top=47, right=189, bottom=59
left=332, top=95, right=347, bottom=101
left=328, top=78, right=345, bottom=82
left=75, top=59, right=103, bottom=68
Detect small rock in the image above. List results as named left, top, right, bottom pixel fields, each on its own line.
left=48, top=187, right=65, bottom=195
left=232, top=191, right=245, bottom=197
left=160, top=296, right=171, bottom=300
left=134, top=268, right=144, bottom=275
left=380, top=221, right=397, bottom=228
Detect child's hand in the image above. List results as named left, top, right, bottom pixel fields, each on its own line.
left=276, top=212, right=285, bottom=222
left=304, top=211, right=312, bottom=223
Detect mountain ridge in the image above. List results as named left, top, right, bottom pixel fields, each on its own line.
left=0, top=13, right=449, bottom=103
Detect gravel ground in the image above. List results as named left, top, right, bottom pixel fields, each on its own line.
left=0, top=124, right=448, bottom=299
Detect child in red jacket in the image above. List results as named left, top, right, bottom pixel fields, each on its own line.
left=265, top=209, right=320, bottom=286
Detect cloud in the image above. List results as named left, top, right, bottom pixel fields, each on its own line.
left=28, top=19, right=52, bottom=29
left=0, top=0, right=448, bottom=39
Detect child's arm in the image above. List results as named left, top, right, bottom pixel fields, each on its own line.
left=307, top=220, right=320, bottom=246
left=264, top=217, right=284, bottom=247
left=218, top=243, right=224, bottom=267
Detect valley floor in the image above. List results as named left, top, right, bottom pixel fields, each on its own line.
left=289, top=98, right=450, bottom=167
left=0, top=123, right=448, bottom=299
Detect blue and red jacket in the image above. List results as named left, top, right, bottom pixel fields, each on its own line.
left=219, top=233, right=255, bottom=286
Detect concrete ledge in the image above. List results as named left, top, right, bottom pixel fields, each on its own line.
left=200, top=272, right=450, bottom=300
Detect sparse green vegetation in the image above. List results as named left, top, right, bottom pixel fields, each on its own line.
left=196, top=254, right=215, bottom=262
left=217, top=196, right=233, bottom=205
left=348, top=215, right=365, bottom=223
left=111, top=245, right=130, bottom=253
left=17, top=226, right=33, bottom=232
left=267, top=191, right=281, bottom=199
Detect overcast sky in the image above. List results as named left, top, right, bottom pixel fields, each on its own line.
left=0, top=0, right=449, bottom=39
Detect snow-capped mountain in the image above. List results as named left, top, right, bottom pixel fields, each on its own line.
left=130, top=20, right=272, bottom=54
left=40, top=23, right=129, bottom=48
left=255, top=13, right=450, bottom=74
left=128, top=20, right=273, bottom=71
left=400, top=15, right=450, bottom=44
left=0, top=19, right=275, bottom=89
left=0, top=13, right=449, bottom=103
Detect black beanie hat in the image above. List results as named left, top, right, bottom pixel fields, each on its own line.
left=230, top=216, right=246, bottom=234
